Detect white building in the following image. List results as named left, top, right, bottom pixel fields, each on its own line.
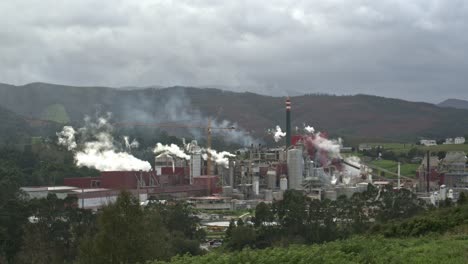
left=443, top=137, right=465, bottom=145
left=455, top=137, right=466, bottom=144
left=420, top=139, right=437, bottom=146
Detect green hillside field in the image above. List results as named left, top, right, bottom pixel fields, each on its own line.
left=151, top=235, right=468, bottom=264
left=366, top=142, right=468, bottom=154
left=369, top=159, right=420, bottom=178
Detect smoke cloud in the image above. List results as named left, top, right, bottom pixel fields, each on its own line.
left=154, top=143, right=190, bottom=160
left=304, top=125, right=315, bottom=134
left=205, top=149, right=236, bottom=168
left=155, top=141, right=235, bottom=168
left=57, top=116, right=151, bottom=171
left=123, top=136, right=139, bottom=150
left=272, top=125, right=286, bottom=142
left=57, top=126, right=77, bottom=151
left=122, top=89, right=257, bottom=146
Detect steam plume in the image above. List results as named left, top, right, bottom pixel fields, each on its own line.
left=57, top=116, right=151, bottom=171
left=273, top=125, right=286, bottom=142
left=154, top=143, right=190, bottom=160
left=57, top=126, right=77, bottom=151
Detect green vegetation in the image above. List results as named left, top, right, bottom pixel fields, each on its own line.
left=366, top=142, right=468, bottom=154
left=151, top=236, right=468, bottom=264
left=370, top=159, right=419, bottom=177
left=40, top=104, right=70, bottom=124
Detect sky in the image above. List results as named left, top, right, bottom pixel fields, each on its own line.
left=0, top=0, right=467, bottom=103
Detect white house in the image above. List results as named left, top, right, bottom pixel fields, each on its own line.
left=420, top=139, right=437, bottom=146
left=443, top=137, right=465, bottom=145
left=454, top=137, right=465, bottom=144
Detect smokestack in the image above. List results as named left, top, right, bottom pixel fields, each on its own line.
left=286, top=97, right=291, bottom=147
left=426, top=151, right=430, bottom=193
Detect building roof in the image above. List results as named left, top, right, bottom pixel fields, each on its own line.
left=21, top=186, right=78, bottom=192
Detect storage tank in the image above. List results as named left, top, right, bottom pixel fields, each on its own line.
left=280, top=176, right=288, bottom=191
left=229, top=159, right=234, bottom=188
left=267, top=169, right=277, bottom=189
left=264, top=189, right=273, bottom=201
left=439, top=185, right=447, bottom=200
left=253, top=176, right=260, bottom=196
left=287, top=149, right=304, bottom=190
left=190, top=154, right=202, bottom=183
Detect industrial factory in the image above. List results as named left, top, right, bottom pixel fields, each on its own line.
left=22, top=97, right=385, bottom=210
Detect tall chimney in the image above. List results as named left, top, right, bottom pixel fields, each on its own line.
left=426, top=151, right=430, bottom=193
left=286, top=97, right=291, bottom=147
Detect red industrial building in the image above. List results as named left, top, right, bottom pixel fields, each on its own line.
left=64, top=170, right=220, bottom=198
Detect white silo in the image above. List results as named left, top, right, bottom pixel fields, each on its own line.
left=287, top=149, right=304, bottom=190
left=448, top=189, right=454, bottom=199
left=280, top=176, right=288, bottom=191
left=190, top=154, right=201, bottom=183
left=267, top=169, right=277, bottom=189
left=253, top=176, right=260, bottom=196
left=439, top=185, right=447, bottom=201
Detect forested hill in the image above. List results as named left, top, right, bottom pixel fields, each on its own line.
left=2, top=82, right=468, bottom=142
left=0, top=105, right=31, bottom=145
left=439, top=98, right=468, bottom=110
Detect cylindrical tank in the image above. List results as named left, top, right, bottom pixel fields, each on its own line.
left=267, top=169, right=277, bottom=189
left=253, top=176, right=259, bottom=196
left=439, top=185, right=447, bottom=200
left=448, top=189, right=454, bottom=199
left=287, top=149, right=304, bottom=190
left=229, top=160, right=234, bottom=188
left=190, top=154, right=201, bottom=180
left=280, top=176, right=288, bottom=191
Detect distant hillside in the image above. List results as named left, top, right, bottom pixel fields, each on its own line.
left=0, top=105, right=31, bottom=145
left=438, top=98, right=468, bottom=110
left=1, top=82, right=468, bottom=143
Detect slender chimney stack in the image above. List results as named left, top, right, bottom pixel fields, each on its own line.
left=286, top=97, right=291, bottom=147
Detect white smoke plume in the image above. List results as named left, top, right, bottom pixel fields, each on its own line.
left=124, top=136, right=140, bottom=149
left=121, top=89, right=258, bottom=146
left=343, top=156, right=362, bottom=180
left=154, top=142, right=235, bottom=168
left=313, top=133, right=343, bottom=159
left=304, top=125, right=315, bottom=134
left=154, top=143, right=190, bottom=160
left=57, top=116, right=151, bottom=171
left=273, top=125, right=286, bottom=142
left=57, top=126, right=77, bottom=151
left=205, top=149, right=235, bottom=168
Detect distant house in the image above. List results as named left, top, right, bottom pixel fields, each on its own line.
left=420, top=139, right=437, bottom=146
left=443, top=137, right=465, bottom=145
left=358, top=144, right=373, bottom=151
left=455, top=137, right=466, bottom=144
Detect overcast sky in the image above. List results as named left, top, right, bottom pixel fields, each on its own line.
left=1, top=0, right=467, bottom=103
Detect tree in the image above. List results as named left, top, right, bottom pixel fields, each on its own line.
left=458, top=192, right=467, bottom=205
left=78, top=191, right=171, bottom=264
left=226, top=226, right=257, bottom=251
left=254, top=202, right=273, bottom=227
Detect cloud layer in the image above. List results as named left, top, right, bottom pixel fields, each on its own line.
left=1, top=0, right=467, bottom=102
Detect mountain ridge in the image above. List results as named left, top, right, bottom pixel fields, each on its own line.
left=438, top=98, right=468, bottom=110
left=1, top=82, right=468, bottom=143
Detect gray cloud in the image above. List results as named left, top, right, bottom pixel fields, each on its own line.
left=1, top=0, right=467, bottom=102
